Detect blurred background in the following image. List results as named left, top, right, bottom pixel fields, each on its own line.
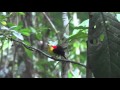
left=0, top=12, right=90, bottom=78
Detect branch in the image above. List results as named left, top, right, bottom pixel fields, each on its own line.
left=42, top=12, right=61, bottom=42
left=64, top=17, right=72, bottom=31
left=9, top=38, right=86, bottom=68
left=42, top=12, right=58, bottom=34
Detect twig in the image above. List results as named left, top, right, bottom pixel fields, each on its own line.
left=42, top=12, right=58, bottom=34
left=42, top=12, right=60, bottom=43
left=9, top=38, right=86, bottom=68
left=65, top=18, right=72, bottom=31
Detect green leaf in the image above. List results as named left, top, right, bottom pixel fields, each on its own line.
left=88, top=12, right=120, bottom=78
left=116, top=14, right=120, bottom=22
left=0, top=40, right=12, bottom=51
left=7, top=22, right=15, bottom=27
left=17, top=12, right=25, bottom=16
left=73, top=42, right=79, bottom=48
left=13, top=25, right=23, bottom=31
left=1, top=21, right=7, bottom=26
left=19, top=28, right=31, bottom=36
left=21, top=31, right=30, bottom=36
left=24, top=47, right=33, bottom=59
left=68, top=30, right=87, bottom=41
left=9, top=26, right=18, bottom=30
left=11, top=30, right=24, bottom=40
left=35, top=32, right=42, bottom=40
left=1, top=26, right=9, bottom=31
left=0, top=35, right=4, bottom=38
left=0, top=15, right=6, bottom=21
left=30, top=27, right=37, bottom=34
left=99, top=34, right=105, bottom=41
left=68, top=72, right=73, bottom=78
left=79, top=19, right=89, bottom=27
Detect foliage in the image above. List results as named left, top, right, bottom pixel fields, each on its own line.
left=0, top=12, right=88, bottom=78
left=1, top=12, right=119, bottom=78
left=88, top=12, right=120, bottom=78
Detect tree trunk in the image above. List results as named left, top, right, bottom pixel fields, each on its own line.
left=86, top=12, right=94, bottom=78
left=61, top=12, right=69, bottom=78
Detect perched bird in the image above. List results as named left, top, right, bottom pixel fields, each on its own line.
left=48, top=44, right=66, bottom=59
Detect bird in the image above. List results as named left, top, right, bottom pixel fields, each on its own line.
left=48, top=44, right=66, bottom=59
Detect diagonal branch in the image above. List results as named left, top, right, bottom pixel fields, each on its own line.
left=42, top=12, right=61, bottom=43
left=9, top=38, right=86, bottom=68
left=42, top=12, right=58, bottom=34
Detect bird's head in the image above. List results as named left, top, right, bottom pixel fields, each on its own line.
left=48, top=44, right=57, bottom=49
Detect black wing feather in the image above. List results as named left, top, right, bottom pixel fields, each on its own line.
left=53, top=46, right=66, bottom=59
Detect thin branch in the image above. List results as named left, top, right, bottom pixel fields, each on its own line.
left=42, top=12, right=58, bottom=33
left=9, top=38, right=86, bottom=68
left=42, top=12, right=60, bottom=43
left=65, top=18, right=72, bottom=31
